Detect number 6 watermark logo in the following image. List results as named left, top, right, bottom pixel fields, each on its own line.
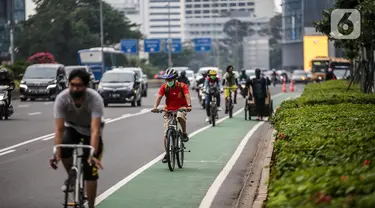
left=330, top=9, right=361, bottom=39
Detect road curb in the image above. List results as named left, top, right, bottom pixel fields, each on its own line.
left=252, top=129, right=276, bottom=208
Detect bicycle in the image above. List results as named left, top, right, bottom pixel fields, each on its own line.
left=207, top=87, right=219, bottom=126
left=224, top=87, right=235, bottom=118
left=52, top=144, right=95, bottom=208
left=154, top=109, right=190, bottom=171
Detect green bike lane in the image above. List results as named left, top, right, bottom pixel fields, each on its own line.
left=97, top=92, right=300, bottom=208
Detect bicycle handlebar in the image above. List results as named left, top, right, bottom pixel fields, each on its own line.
left=53, top=144, right=95, bottom=158
left=153, top=109, right=187, bottom=114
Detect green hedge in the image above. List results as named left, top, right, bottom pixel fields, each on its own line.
left=267, top=80, right=375, bottom=207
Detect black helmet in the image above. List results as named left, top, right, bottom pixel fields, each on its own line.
left=180, top=70, right=186, bottom=76
left=241, top=69, right=246, bottom=73
left=0, top=67, right=8, bottom=79
left=255, top=68, right=261, bottom=73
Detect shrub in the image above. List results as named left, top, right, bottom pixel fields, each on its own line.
left=267, top=80, right=375, bottom=207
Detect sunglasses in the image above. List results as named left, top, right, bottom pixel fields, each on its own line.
left=69, top=83, right=85, bottom=88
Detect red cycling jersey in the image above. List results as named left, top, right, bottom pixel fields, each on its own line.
left=158, top=82, right=189, bottom=110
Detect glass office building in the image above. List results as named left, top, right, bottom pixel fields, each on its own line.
left=282, top=0, right=335, bottom=70
left=0, top=0, right=26, bottom=61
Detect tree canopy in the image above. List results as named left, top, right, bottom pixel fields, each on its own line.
left=15, top=0, right=142, bottom=64
left=313, top=0, right=375, bottom=93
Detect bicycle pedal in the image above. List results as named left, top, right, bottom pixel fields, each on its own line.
left=184, top=150, right=191, bottom=152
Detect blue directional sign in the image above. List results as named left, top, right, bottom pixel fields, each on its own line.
left=120, top=39, right=138, bottom=53
left=165, top=38, right=182, bottom=53
left=194, top=38, right=211, bottom=52
left=144, top=39, right=161, bottom=53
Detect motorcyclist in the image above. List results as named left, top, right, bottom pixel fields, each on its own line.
left=196, top=71, right=208, bottom=103
left=0, top=67, right=15, bottom=112
left=204, top=69, right=223, bottom=122
left=177, top=70, right=190, bottom=86
left=238, top=69, right=249, bottom=98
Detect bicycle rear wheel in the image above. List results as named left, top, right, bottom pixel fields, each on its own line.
left=63, top=170, right=78, bottom=208
left=176, top=134, right=184, bottom=168
left=166, top=129, right=176, bottom=171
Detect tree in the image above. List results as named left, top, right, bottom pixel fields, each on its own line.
left=15, top=0, right=141, bottom=64
left=313, top=0, right=375, bottom=93
left=149, top=47, right=195, bottom=70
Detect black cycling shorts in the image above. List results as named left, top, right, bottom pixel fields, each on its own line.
left=60, top=127, right=104, bottom=181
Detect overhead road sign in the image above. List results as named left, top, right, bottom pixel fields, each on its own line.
left=120, top=39, right=138, bottom=53
left=165, top=38, right=182, bottom=53
left=194, top=38, right=211, bottom=52
left=144, top=39, right=161, bottom=53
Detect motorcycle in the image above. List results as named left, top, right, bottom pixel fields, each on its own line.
left=197, top=83, right=206, bottom=109
left=0, top=85, right=14, bottom=120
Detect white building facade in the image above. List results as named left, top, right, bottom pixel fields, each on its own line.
left=184, top=0, right=276, bottom=41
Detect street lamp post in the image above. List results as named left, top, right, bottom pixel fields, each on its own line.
left=167, top=0, right=172, bottom=68
left=9, top=20, right=15, bottom=64
left=212, top=0, right=220, bottom=68
left=99, top=0, right=104, bottom=74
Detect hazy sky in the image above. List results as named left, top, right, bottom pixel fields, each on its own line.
left=274, top=0, right=282, bottom=12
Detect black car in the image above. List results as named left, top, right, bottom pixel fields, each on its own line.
left=97, top=70, right=142, bottom=107
left=64, top=65, right=98, bottom=89
left=19, top=64, right=67, bottom=101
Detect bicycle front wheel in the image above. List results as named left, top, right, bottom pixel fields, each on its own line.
left=78, top=164, right=86, bottom=208
left=176, top=134, right=184, bottom=168
left=166, top=129, right=176, bottom=171
left=63, top=169, right=78, bottom=208
left=229, top=99, right=233, bottom=118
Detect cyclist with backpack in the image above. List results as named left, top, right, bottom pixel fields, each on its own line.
left=151, top=68, right=192, bottom=163
left=247, top=68, right=271, bottom=121
left=204, top=69, right=223, bottom=122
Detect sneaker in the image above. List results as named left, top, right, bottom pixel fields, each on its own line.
left=215, top=114, right=219, bottom=119
left=181, top=133, right=189, bottom=142
left=205, top=117, right=210, bottom=122
left=217, top=107, right=222, bottom=111
left=162, top=154, right=168, bottom=163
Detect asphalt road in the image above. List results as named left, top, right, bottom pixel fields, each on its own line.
left=0, top=84, right=304, bottom=208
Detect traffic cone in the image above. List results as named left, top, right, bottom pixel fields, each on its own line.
left=282, top=80, right=287, bottom=92
left=289, top=80, right=295, bottom=92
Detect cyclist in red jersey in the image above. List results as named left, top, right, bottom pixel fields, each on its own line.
left=151, top=68, right=192, bottom=163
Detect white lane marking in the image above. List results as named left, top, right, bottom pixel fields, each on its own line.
left=199, top=121, right=264, bottom=208
left=28, top=112, right=41, bottom=115
left=95, top=92, right=283, bottom=205
left=0, top=150, right=16, bottom=156
left=0, top=133, right=55, bottom=153
left=0, top=108, right=152, bottom=152
left=95, top=107, right=245, bottom=205
left=17, top=105, right=29, bottom=108
left=44, top=102, right=53, bottom=105
left=104, top=118, right=112, bottom=122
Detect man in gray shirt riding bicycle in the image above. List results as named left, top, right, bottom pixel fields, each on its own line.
left=50, top=69, right=104, bottom=208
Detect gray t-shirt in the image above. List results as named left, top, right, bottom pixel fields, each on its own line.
left=53, top=88, right=104, bottom=136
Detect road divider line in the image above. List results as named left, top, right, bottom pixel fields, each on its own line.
left=17, top=105, right=29, bottom=108
left=0, top=108, right=152, bottom=153
left=44, top=102, right=53, bottom=105
left=28, top=112, right=41, bottom=115
left=95, top=107, right=245, bottom=206
left=199, top=121, right=264, bottom=208
left=0, top=150, right=16, bottom=156
left=104, top=118, right=112, bottom=122
left=0, top=133, right=55, bottom=153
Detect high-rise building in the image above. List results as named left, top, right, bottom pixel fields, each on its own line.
left=0, top=0, right=26, bottom=61
left=282, top=0, right=338, bottom=70
left=184, top=0, right=276, bottom=41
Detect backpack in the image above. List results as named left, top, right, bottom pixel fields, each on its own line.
left=165, top=82, right=185, bottom=98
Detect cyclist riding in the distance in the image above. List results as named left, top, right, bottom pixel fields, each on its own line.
left=222, top=65, right=238, bottom=113
left=151, top=68, right=192, bottom=163
left=204, top=69, right=223, bottom=122
left=50, top=69, right=104, bottom=208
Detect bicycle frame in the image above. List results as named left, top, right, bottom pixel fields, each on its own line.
left=53, top=144, right=94, bottom=206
